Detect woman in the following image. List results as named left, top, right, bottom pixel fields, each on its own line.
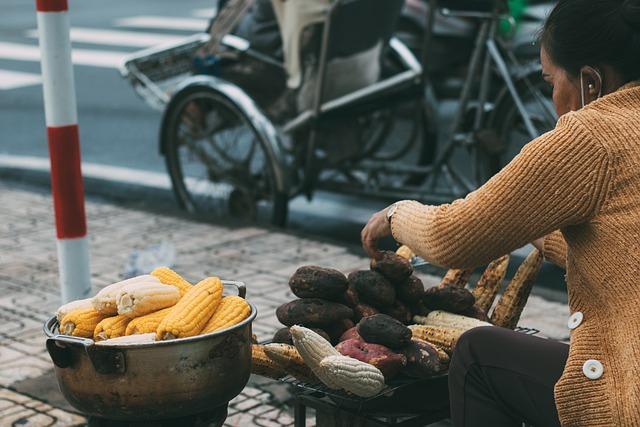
left=361, top=0, right=640, bottom=425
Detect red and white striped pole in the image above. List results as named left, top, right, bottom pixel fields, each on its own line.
left=35, top=0, right=91, bottom=302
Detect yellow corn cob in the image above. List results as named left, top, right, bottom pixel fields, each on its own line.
left=60, top=308, right=109, bottom=338
left=413, top=310, right=493, bottom=330
left=125, top=307, right=172, bottom=335
left=408, top=325, right=465, bottom=354
left=96, top=333, right=156, bottom=346
left=251, top=344, right=286, bottom=379
left=319, top=355, right=386, bottom=397
left=395, top=245, right=415, bottom=260
left=150, top=267, right=193, bottom=297
left=263, top=343, right=319, bottom=384
left=56, top=298, right=94, bottom=323
left=92, top=275, right=159, bottom=315
left=156, top=277, right=223, bottom=340
left=93, top=314, right=132, bottom=341
left=472, top=255, right=510, bottom=312
left=439, top=269, right=472, bottom=288
left=290, top=325, right=341, bottom=389
left=490, top=249, right=543, bottom=329
left=201, top=296, right=251, bottom=334
left=116, top=281, right=180, bottom=318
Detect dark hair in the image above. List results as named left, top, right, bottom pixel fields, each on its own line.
left=541, top=0, right=640, bottom=82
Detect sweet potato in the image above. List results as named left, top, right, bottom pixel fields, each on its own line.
left=324, top=319, right=355, bottom=344
left=273, top=326, right=331, bottom=344
left=409, top=300, right=431, bottom=317
left=383, top=300, right=412, bottom=324
left=349, top=270, right=395, bottom=308
left=357, top=314, right=411, bottom=349
left=423, top=286, right=475, bottom=313
left=338, top=326, right=362, bottom=343
left=289, top=266, right=348, bottom=301
left=341, top=283, right=359, bottom=307
left=353, top=303, right=379, bottom=322
left=402, top=339, right=447, bottom=379
left=370, top=251, right=413, bottom=284
left=336, top=338, right=406, bottom=380
left=397, top=275, right=425, bottom=304
left=459, top=304, right=490, bottom=322
left=276, top=299, right=353, bottom=327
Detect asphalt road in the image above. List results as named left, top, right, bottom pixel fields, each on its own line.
left=0, top=0, right=566, bottom=296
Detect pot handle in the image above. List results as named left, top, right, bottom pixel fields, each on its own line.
left=46, top=335, right=94, bottom=369
left=223, top=280, right=246, bottom=299
left=46, top=334, right=126, bottom=375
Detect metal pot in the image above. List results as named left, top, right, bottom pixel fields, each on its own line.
left=43, top=281, right=256, bottom=421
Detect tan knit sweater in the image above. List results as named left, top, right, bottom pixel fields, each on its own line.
left=390, top=82, right=640, bottom=426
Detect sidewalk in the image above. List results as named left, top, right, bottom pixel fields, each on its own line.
left=0, top=182, right=570, bottom=426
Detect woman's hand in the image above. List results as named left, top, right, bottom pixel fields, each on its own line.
left=361, top=207, right=392, bottom=259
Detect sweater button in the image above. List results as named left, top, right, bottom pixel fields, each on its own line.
left=567, top=312, right=583, bottom=330
left=583, top=359, right=603, bottom=380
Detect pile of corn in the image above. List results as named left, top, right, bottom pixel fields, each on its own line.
left=55, top=267, right=251, bottom=345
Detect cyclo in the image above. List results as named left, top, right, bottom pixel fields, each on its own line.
left=121, top=0, right=555, bottom=226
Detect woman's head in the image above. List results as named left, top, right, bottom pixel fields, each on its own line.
left=540, top=0, right=640, bottom=115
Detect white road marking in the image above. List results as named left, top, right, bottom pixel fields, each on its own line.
left=26, top=28, right=185, bottom=48
left=115, top=16, right=209, bottom=32
left=0, top=69, right=41, bottom=90
left=192, top=8, right=216, bottom=18
left=0, top=42, right=126, bottom=68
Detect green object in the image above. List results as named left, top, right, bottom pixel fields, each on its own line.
left=500, top=0, right=528, bottom=37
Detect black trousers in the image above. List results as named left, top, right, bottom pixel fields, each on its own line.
left=448, top=326, right=570, bottom=427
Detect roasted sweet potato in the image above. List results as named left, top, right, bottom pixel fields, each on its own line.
left=324, top=319, right=356, bottom=344
left=276, top=299, right=353, bottom=327
left=357, top=314, right=411, bottom=349
left=289, top=266, right=348, bottom=301
left=459, top=304, right=490, bottom=322
left=353, top=303, right=379, bottom=322
left=341, top=283, right=359, bottom=307
left=402, top=339, right=447, bottom=379
left=336, top=338, right=406, bottom=380
left=273, top=326, right=331, bottom=344
left=383, top=300, right=413, bottom=324
left=397, top=275, right=425, bottom=304
left=409, top=300, right=431, bottom=317
left=370, top=251, right=413, bottom=284
left=338, top=326, right=362, bottom=343
left=422, top=286, right=475, bottom=313
left=349, top=270, right=395, bottom=308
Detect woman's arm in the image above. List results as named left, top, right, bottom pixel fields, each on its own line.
left=542, top=230, right=568, bottom=269
left=390, top=114, right=611, bottom=269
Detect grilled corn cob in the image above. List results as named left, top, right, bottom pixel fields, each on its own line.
left=96, top=333, right=156, bottom=346
left=150, top=267, right=193, bottom=297
left=92, top=275, right=159, bottom=315
left=263, top=343, right=318, bottom=383
left=490, top=249, right=543, bottom=329
left=251, top=344, right=286, bottom=379
left=472, top=255, right=510, bottom=312
left=60, top=308, right=109, bottom=338
left=395, top=245, right=415, bottom=260
left=93, top=314, right=132, bottom=341
left=125, top=307, right=172, bottom=335
left=413, top=310, right=493, bottom=330
left=156, top=277, right=223, bottom=340
left=201, top=296, right=251, bottom=334
left=408, top=325, right=465, bottom=354
left=439, top=269, right=472, bottom=288
left=319, top=355, right=385, bottom=397
left=290, top=325, right=341, bottom=389
left=116, top=281, right=180, bottom=318
left=56, top=298, right=93, bottom=322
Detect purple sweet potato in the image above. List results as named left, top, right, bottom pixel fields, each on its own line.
left=397, top=275, right=425, bottom=303
left=422, top=286, right=475, bottom=313
left=338, top=326, right=362, bottom=343
left=336, top=338, right=406, bottom=380
left=357, top=314, right=411, bottom=349
left=402, top=338, right=447, bottom=379
left=341, top=283, right=360, bottom=307
left=459, top=304, right=490, bottom=322
left=370, top=251, right=413, bottom=284
left=289, top=266, right=348, bottom=301
left=324, top=319, right=356, bottom=344
left=383, top=300, right=413, bottom=324
left=349, top=270, right=395, bottom=308
left=353, top=303, right=379, bottom=322
left=272, top=327, right=331, bottom=344
left=276, top=299, right=353, bottom=327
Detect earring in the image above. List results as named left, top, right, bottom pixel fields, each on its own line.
left=588, top=83, right=594, bottom=90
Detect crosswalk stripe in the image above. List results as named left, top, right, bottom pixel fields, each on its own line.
left=115, top=16, right=209, bottom=32
left=26, top=28, right=185, bottom=48
left=0, top=69, right=41, bottom=90
left=0, top=42, right=126, bottom=68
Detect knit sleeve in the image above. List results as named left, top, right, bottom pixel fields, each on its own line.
left=390, top=114, right=611, bottom=269
left=542, top=230, right=567, bottom=269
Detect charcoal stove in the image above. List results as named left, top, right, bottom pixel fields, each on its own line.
left=86, top=404, right=228, bottom=427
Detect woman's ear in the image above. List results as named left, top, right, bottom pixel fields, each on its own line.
left=579, top=65, right=603, bottom=105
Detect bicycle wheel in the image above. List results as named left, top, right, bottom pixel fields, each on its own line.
left=162, top=85, right=288, bottom=226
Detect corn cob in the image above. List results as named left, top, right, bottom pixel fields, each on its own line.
left=56, top=298, right=93, bottom=322
left=116, top=281, right=180, bottom=318
left=412, top=338, right=450, bottom=365
left=439, top=269, right=472, bottom=288
left=60, top=308, right=109, bottom=338
left=156, top=277, right=223, bottom=340
left=408, top=325, right=465, bottom=354
left=472, top=255, right=510, bottom=312
left=125, top=307, right=172, bottom=335
left=395, top=245, right=415, bottom=260
left=319, top=355, right=386, bottom=397
left=490, top=249, right=543, bottom=329
left=93, top=314, right=132, bottom=341
left=263, top=343, right=319, bottom=384
left=413, top=310, right=493, bottom=330
left=290, top=325, right=341, bottom=389
left=251, top=344, right=286, bottom=379
left=96, top=333, right=156, bottom=346
left=201, top=296, right=251, bottom=334
left=93, top=275, right=159, bottom=315
left=150, top=267, right=193, bottom=297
